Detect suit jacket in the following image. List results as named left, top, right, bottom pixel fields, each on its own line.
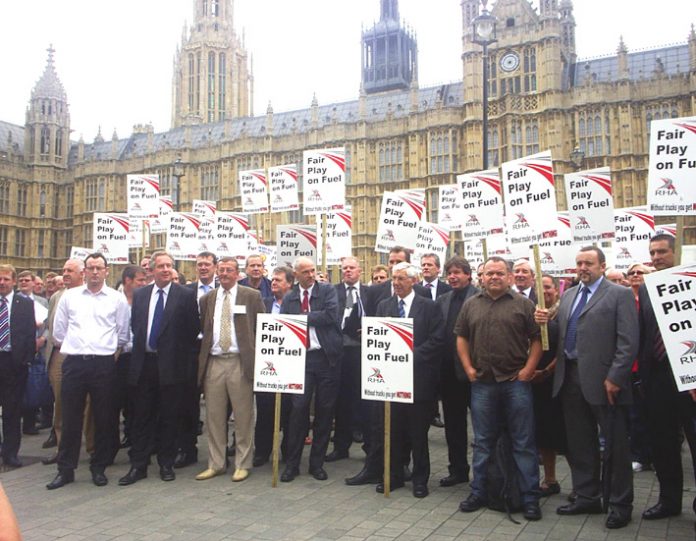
left=436, top=285, right=479, bottom=380
left=263, top=296, right=275, bottom=313
left=637, top=283, right=662, bottom=384
left=552, top=278, right=638, bottom=405
left=376, top=294, right=444, bottom=402
left=197, top=285, right=266, bottom=386
left=129, top=283, right=200, bottom=387
left=280, top=281, right=343, bottom=363
left=44, top=288, right=65, bottom=363
left=6, top=292, right=35, bottom=373
left=364, top=280, right=429, bottom=317
left=423, top=280, right=452, bottom=299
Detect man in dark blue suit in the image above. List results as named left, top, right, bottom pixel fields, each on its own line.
left=119, top=251, right=200, bottom=485
left=280, top=257, right=343, bottom=482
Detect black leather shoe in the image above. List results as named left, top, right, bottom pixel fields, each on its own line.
left=280, top=467, right=299, bottom=482
left=605, top=511, right=631, bottom=529
left=439, top=473, right=469, bottom=487
left=3, top=456, right=22, bottom=468
left=309, top=467, right=328, bottom=480
left=118, top=467, right=147, bottom=486
left=42, top=430, right=57, bottom=449
left=642, top=502, right=681, bottom=520
left=523, top=502, right=542, bottom=521
left=345, top=468, right=380, bottom=486
left=413, top=484, right=429, bottom=498
left=173, top=452, right=197, bottom=469
left=376, top=479, right=405, bottom=493
left=46, top=470, right=74, bottom=490
left=556, top=500, right=603, bottom=515
left=160, top=465, right=175, bottom=481
left=91, top=470, right=108, bottom=487
left=430, top=415, right=445, bottom=428
left=325, top=450, right=349, bottom=462
left=459, top=494, right=488, bottom=513
left=253, top=456, right=269, bottom=467
left=42, top=453, right=58, bottom=465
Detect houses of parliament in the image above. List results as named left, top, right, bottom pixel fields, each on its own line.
left=0, top=0, right=694, bottom=276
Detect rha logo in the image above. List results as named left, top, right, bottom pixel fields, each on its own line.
left=577, top=216, right=591, bottom=228
left=467, top=215, right=480, bottom=225
left=617, top=247, right=632, bottom=259
left=381, top=229, right=395, bottom=242
left=681, top=341, right=696, bottom=364
left=308, top=189, right=322, bottom=202
left=541, top=251, right=555, bottom=264
left=260, top=361, right=277, bottom=376
left=656, top=178, right=677, bottom=195
left=512, top=213, right=530, bottom=230
left=367, top=367, right=385, bottom=383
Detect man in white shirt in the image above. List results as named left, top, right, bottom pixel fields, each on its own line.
left=513, top=259, right=538, bottom=304
left=47, top=253, right=130, bottom=490
left=420, top=253, right=452, bottom=301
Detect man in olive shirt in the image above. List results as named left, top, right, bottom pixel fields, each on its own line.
left=455, top=256, right=542, bottom=521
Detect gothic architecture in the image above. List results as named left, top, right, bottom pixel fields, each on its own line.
left=0, top=0, right=694, bottom=277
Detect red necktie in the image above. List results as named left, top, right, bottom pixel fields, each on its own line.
left=301, top=290, right=309, bottom=313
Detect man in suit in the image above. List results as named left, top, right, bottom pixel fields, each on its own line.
left=280, top=256, right=343, bottom=482
left=0, top=264, right=36, bottom=468
left=420, top=253, right=452, bottom=301
left=119, top=250, right=200, bottom=486
left=239, top=254, right=273, bottom=299
left=435, top=256, right=477, bottom=487
left=639, top=234, right=696, bottom=520
left=195, top=257, right=265, bottom=482
left=513, top=259, right=538, bottom=304
left=537, top=246, right=638, bottom=528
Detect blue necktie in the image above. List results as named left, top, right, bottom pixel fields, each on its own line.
left=398, top=299, right=406, bottom=318
left=148, top=289, right=164, bottom=351
left=564, top=286, right=589, bottom=358
left=0, top=297, right=9, bottom=351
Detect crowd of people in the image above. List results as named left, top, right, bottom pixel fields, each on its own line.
left=0, top=233, right=693, bottom=529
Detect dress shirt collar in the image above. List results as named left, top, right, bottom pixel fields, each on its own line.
left=198, top=280, right=214, bottom=293
left=583, top=275, right=603, bottom=295
left=219, top=283, right=238, bottom=297
left=396, top=290, right=416, bottom=316
left=154, top=282, right=173, bottom=296
left=299, top=283, right=314, bottom=299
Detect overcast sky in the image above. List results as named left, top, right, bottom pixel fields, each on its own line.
left=1, top=0, right=693, bottom=142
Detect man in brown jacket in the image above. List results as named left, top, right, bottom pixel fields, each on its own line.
left=195, top=257, right=265, bottom=482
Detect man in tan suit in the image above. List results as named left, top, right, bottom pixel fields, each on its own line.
left=195, top=257, right=265, bottom=482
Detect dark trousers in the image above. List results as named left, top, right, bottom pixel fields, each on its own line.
left=254, top=391, right=290, bottom=461
left=128, top=355, right=181, bottom=470
left=57, top=355, right=116, bottom=472
left=176, top=342, right=200, bottom=456
left=441, top=362, right=471, bottom=478
left=561, top=362, right=633, bottom=517
left=629, top=373, right=652, bottom=466
left=332, top=345, right=370, bottom=453
left=115, top=352, right=133, bottom=442
left=645, top=365, right=696, bottom=510
left=0, top=354, right=26, bottom=461
left=286, top=350, right=339, bottom=471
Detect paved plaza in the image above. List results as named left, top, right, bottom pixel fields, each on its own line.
left=2, top=419, right=695, bottom=541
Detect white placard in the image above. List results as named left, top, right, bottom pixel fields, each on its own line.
left=256, top=244, right=277, bottom=272
left=644, top=263, right=696, bottom=391
left=655, top=223, right=677, bottom=237
left=167, top=212, right=203, bottom=261
left=457, top=169, right=504, bottom=240
left=361, top=317, right=414, bottom=404
left=92, top=213, right=129, bottom=264
left=502, top=150, right=559, bottom=245
left=127, top=174, right=160, bottom=220
left=438, top=185, right=462, bottom=231
left=192, top=199, right=216, bottom=217
left=564, top=167, right=615, bottom=243
left=302, top=148, right=345, bottom=215
left=317, top=207, right=352, bottom=266
left=413, top=222, right=450, bottom=264
left=613, top=207, right=655, bottom=271
left=253, top=314, right=307, bottom=394
left=198, top=215, right=215, bottom=253
left=69, top=246, right=92, bottom=261
left=269, top=164, right=299, bottom=213
left=276, top=224, right=317, bottom=267
left=150, top=196, right=173, bottom=234
left=536, top=213, right=577, bottom=277
left=215, top=212, right=250, bottom=260
left=374, top=190, right=426, bottom=253
left=128, top=219, right=150, bottom=249
left=464, top=240, right=484, bottom=270
left=240, top=169, right=269, bottom=214
left=647, top=116, right=696, bottom=215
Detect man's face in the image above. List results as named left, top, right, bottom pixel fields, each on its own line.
left=295, top=260, right=316, bottom=289
left=372, top=270, right=388, bottom=285
left=0, top=271, right=16, bottom=296
left=513, top=262, right=534, bottom=290
left=649, top=240, right=675, bottom=271
left=33, top=278, right=44, bottom=295
left=217, top=260, right=239, bottom=290
left=542, top=276, right=559, bottom=307
left=140, top=257, right=153, bottom=282
left=84, top=257, right=108, bottom=290
left=196, top=255, right=216, bottom=284
left=447, top=266, right=472, bottom=289
left=53, top=276, right=64, bottom=290
left=387, top=250, right=408, bottom=270
left=271, top=271, right=292, bottom=299
left=575, top=250, right=605, bottom=286
left=62, top=261, right=83, bottom=289
left=482, top=261, right=510, bottom=297
left=171, top=270, right=180, bottom=284
left=605, top=270, right=625, bottom=285
left=420, top=257, right=439, bottom=281
left=392, top=269, right=414, bottom=298
left=341, top=259, right=361, bottom=285
left=17, top=275, right=34, bottom=295
left=245, top=257, right=265, bottom=280
left=124, top=272, right=147, bottom=295
left=152, top=254, right=174, bottom=288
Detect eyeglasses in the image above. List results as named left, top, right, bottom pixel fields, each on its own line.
left=627, top=270, right=645, bottom=276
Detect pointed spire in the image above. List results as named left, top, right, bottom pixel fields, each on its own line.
left=690, top=23, right=696, bottom=41
left=311, top=93, right=318, bottom=107
left=31, top=44, right=67, bottom=101
left=94, top=126, right=104, bottom=144
left=617, top=35, right=627, bottom=54
left=266, top=101, right=273, bottom=115
left=112, top=128, right=119, bottom=141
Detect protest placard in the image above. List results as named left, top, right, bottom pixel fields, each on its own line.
left=240, top=169, right=269, bottom=214
left=69, top=246, right=91, bottom=261
left=192, top=199, right=216, bottom=217
left=413, top=222, right=450, bottom=264
left=149, top=196, right=173, bottom=234
left=128, top=219, right=150, bottom=249
left=438, top=185, right=462, bottom=231
left=613, top=207, right=655, bottom=271
left=536, top=213, right=577, bottom=277
left=457, top=169, right=504, bottom=241
left=317, top=207, right=352, bottom=266
left=253, top=314, right=307, bottom=394
left=564, top=167, right=615, bottom=243
left=276, top=224, right=317, bottom=267
left=167, top=212, right=203, bottom=261
left=302, top=148, right=345, bottom=215
left=127, top=174, right=160, bottom=220
left=374, top=191, right=426, bottom=253
left=92, top=213, right=129, bottom=264
left=269, top=164, right=299, bottom=213
left=215, top=212, right=250, bottom=260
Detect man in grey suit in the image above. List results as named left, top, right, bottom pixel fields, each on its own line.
left=536, top=246, right=638, bottom=529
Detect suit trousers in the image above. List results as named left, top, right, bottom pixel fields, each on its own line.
left=128, top=354, right=181, bottom=470
left=176, top=340, right=201, bottom=456
left=57, top=355, right=115, bottom=472
left=286, top=350, right=339, bottom=471
left=561, top=361, right=633, bottom=517
left=441, top=363, right=471, bottom=478
left=332, top=345, right=368, bottom=453
left=0, top=353, right=27, bottom=461
left=203, top=353, right=255, bottom=471
left=390, top=401, right=432, bottom=486
left=254, top=391, right=290, bottom=462
left=48, top=350, right=95, bottom=453
left=645, top=365, right=696, bottom=510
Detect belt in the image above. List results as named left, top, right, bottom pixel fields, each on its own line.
left=68, top=354, right=113, bottom=361
left=212, top=352, right=239, bottom=358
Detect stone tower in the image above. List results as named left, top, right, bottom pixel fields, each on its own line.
left=171, top=0, right=252, bottom=127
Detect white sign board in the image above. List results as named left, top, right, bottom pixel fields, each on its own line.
left=458, top=169, right=504, bottom=240
left=613, top=207, right=655, bottom=271
left=167, top=212, right=203, bottom=261
left=150, top=196, right=173, bottom=234
left=564, top=167, right=615, bottom=243
left=127, top=174, right=160, bottom=220
left=317, top=207, right=352, bottom=266
left=438, top=185, right=462, bottom=232
left=92, top=213, right=129, bottom=264
left=69, top=246, right=92, bottom=261
left=361, top=317, right=414, bottom=404
left=256, top=244, right=277, bottom=272
left=128, top=219, right=150, bottom=249
left=302, top=148, right=345, bottom=215
left=240, top=169, right=269, bottom=214
left=197, top=215, right=216, bottom=253
left=215, top=212, right=250, bottom=260
left=276, top=224, right=317, bottom=267
left=192, top=199, right=216, bottom=217
left=537, top=214, right=577, bottom=277
left=647, top=116, right=696, bottom=215
left=413, top=222, right=450, bottom=264
left=374, top=190, right=425, bottom=253
left=269, top=164, right=300, bottom=213
left=254, top=314, right=307, bottom=394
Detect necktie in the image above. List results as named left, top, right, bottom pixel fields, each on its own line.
left=398, top=299, right=406, bottom=318
left=0, top=297, right=9, bottom=351
left=301, top=289, right=309, bottom=313
left=426, top=283, right=434, bottom=289
left=564, top=286, right=589, bottom=357
left=346, top=286, right=355, bottom=309
left=219, top=290, right=232, bottom=352
left=148, top=289, right=164, bottom=351
left=518, top=287, right=527, bottom=297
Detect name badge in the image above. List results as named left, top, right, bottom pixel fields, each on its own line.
left=232, top=305, right=247, bottom=315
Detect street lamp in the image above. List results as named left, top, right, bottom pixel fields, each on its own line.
left=570, top=145, right=585, bottom=170
left=472, top=2, right=497, bottom=170
left=172, top=157, right=184, bottom=211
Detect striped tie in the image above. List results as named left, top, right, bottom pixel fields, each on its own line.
left=0, top=297, right=9, bottom=350
left=398, top=299, right=406, bottom=318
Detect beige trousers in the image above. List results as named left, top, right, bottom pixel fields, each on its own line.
left=203, top=353, right=255, bottom=471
